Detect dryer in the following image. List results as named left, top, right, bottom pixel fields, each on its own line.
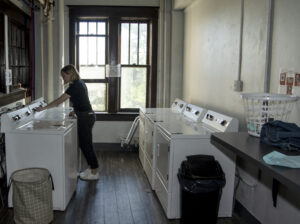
left=138, top=98, right=187, bottom=173
left=140, top=103, right=207, bottom=190
left=154, top=110, right=238, bottom=219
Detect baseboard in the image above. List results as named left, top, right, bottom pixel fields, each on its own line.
left=234, top=200, right=261, bottom=224
left=94, top=143, right=122, bottom=151
left=94, top=143, right=138, bottom=152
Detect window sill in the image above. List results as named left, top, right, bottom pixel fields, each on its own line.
left=95, top=112, right=139, bottom=121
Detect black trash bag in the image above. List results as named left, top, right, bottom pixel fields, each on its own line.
left=260, top=120, right=300, bottom=151
left=178, top=155, right=226, bottom=193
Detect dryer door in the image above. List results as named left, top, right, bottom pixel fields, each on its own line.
left=144, top=117, right=154, bottom=160
left=156, top=127, right=170, bottom=187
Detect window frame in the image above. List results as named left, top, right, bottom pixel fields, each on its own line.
left=69, top=6, right=158, bottom=120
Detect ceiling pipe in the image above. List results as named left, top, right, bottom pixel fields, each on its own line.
left=4, top=15, right=10, bottom=94
left=40, top=6, right=45, bottom=98
left=264, top=0, right=274, bottom=93
left=47, top=0, right=54, bottom=102
left=58, top=0, right=64, bottom=90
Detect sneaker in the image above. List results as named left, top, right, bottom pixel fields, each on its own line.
left=80, top=172, right=99, bottom=181
left=79, top=168, right=91, bottom=179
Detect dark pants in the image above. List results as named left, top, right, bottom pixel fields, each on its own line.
left=76, top=111, right=99, bottom=169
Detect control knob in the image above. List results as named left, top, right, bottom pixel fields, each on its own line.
left=12, top=115, right=21, bottom=121
left=206, top=114, right=214, bottom=120
left=220, top=120, right=227, bottom=126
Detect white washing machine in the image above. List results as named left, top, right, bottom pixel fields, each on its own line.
left=1, top=106, right=78, bottom=211
left=154, top=110, right=238, bottom=219
left=140, top=103, right=207, bottom=190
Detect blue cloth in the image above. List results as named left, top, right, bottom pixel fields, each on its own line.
left=263, top=151, right=300, bottom=168
left=260, top=120, right=300, bottom=151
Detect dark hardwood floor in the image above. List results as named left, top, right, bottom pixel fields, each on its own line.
left=0, top=145, right=247, bottom=224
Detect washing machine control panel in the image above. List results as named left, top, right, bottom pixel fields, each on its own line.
left=202, top=110, right=238, bottom=132
left=1, top=107, right=33, bottom=132
left=171, top=98, right=187, bottom=113
left=28, top=99, right=47, bottom=113
left=183, top=104, right=207, bottom=122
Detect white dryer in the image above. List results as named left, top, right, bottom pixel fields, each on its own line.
left=154, top=110, right=238, bottom=219
left=138, top=98, right=187, bottom=173
left=140, top=103, right=207, bottom=190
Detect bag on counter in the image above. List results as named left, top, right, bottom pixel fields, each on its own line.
left=260, top=120, right=300, bottom=151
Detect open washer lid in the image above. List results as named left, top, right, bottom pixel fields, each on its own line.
left=17, top=120, right=73, bottom=132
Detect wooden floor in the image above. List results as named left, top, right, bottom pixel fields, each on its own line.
left=1, top=146, right=247, bottom=224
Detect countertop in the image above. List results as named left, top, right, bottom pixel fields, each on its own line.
left=211, top=132, right=300, bottom=193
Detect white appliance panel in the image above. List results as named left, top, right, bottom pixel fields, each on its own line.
left=64, top=127, right=78, bottom=207
left=154, top=111, right=238, bottom=219
left=138, top=112, right=146, bottom=168
left=6, top=133, right=64, bottom=209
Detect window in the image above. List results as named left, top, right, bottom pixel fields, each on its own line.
left=120, top=22, right=148, bottom=109
left=76, top=21, right=107, bottom=111
left=69, top=6, right=158, bottom=118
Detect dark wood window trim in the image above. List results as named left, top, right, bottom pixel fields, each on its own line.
left=68, top=6, right=158, bottom=121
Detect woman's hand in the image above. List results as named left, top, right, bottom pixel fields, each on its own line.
left=69, top=111, right=76, bottom=118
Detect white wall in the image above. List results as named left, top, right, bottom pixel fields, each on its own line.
left=93, top=121, right=137, bottom=143
left=183, top=0, right=246, bottom=127
left=270, top=0, right=300, bottom=126
left=182, top=0, right=300, bottom=223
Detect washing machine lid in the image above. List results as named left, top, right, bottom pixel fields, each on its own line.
left=145, top=111, right=182, bottom=123
left=17, top=120, right=73, bottom=132
left=157, top=121, right=211, bottom=136
left=35, top=107, right=74, bottom=121
left=140, top=108, right=181, bottom=116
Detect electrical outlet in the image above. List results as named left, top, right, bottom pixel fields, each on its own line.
left=234, top=80, right=243, bottom=92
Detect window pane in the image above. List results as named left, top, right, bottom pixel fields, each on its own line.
left=86, top=83, right=106, bottom=111
left=79, top=22, right=87, bottom=34
left=97, top=22, right=106, bottom=35
left=88, top=22, right=97, bottom=34
left=130, top=23, right=138, bottom=64
left=79, top=66, right=105, bottom=79
left=88, top=37, right=97, bottom=65
left=139, top=23, right=147, bottom=65
left=79, top=37, right=87, bottom=65
left=121, top=23, right=129, bottom=64
left=97, top=37, right=105, bottom=65
left=121, top=67, right=146, bottom=108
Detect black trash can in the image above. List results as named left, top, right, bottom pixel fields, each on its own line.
left=177, top=155, right=226, bottom=224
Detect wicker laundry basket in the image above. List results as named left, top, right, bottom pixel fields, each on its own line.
left=10, top=168, right=54, bottom=224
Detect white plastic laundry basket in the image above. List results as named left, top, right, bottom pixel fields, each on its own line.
left=241, top=93, right=298, bottom=137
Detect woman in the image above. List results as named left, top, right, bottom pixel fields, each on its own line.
left=37, top=64, right=99, bottom=180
